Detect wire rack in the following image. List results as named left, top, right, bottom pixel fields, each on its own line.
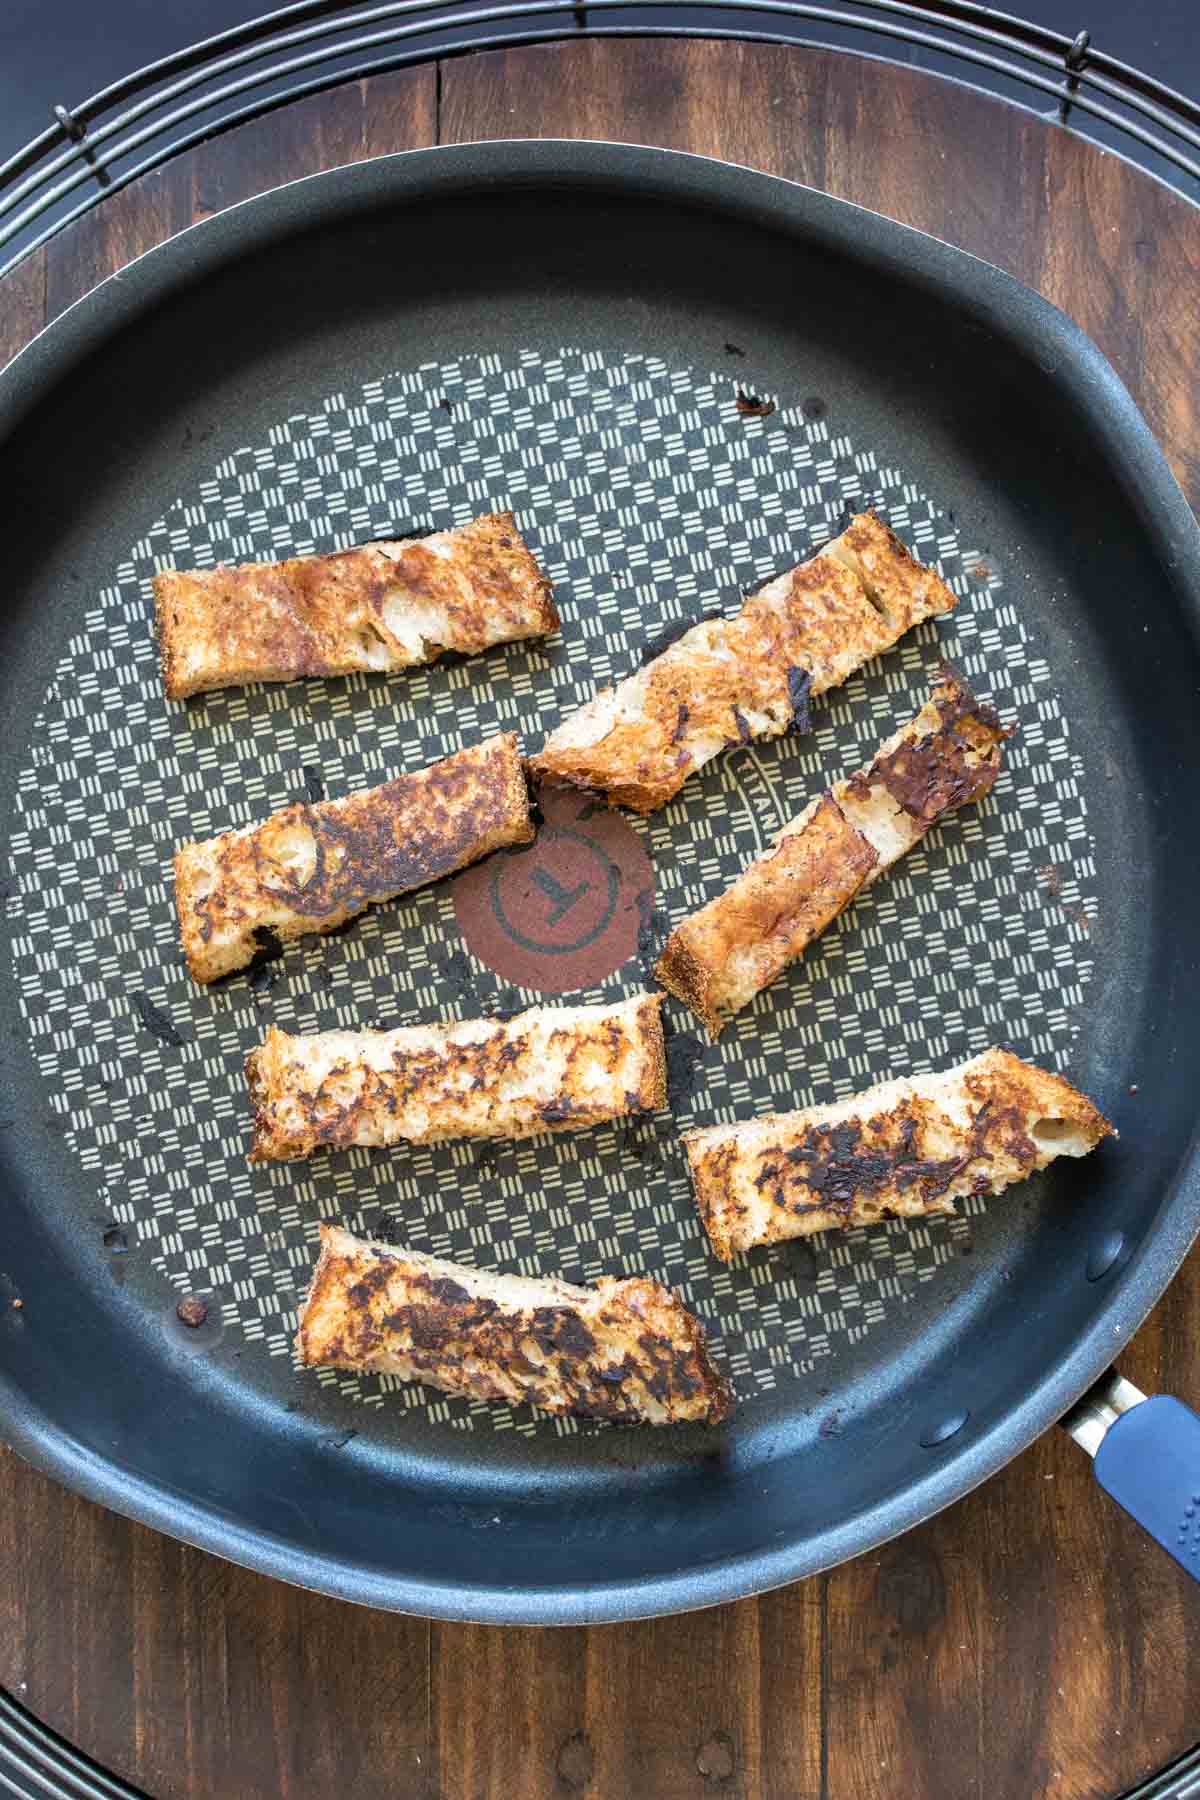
left=1, top=0, right=1199, bottom=279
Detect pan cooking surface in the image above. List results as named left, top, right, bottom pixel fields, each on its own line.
left=1, top=143, right=1196, bottom=1619
left=8, top=344, right=1096, bottom=1431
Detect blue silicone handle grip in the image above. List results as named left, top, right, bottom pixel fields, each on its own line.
left=1093, top=1395, right=1200, bottom=1579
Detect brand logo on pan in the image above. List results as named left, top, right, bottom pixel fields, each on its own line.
left=452, top=787, right=654, bottom=992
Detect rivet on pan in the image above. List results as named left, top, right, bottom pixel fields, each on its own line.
left=920, top=1411, right=969, bottom=1449
left=1086, top=1230, right=1127, bottom=1282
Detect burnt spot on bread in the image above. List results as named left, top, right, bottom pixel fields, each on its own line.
left=770, top=1113, right=970, bottom=1218
left=253, top=747, right=527, bottom=918
left=849, top=667, right=1008, bottom=827
left=787, top=666, right=813, bottom=735
left=531, top=1307, right=597, bottom=1358
left=301, top=1238, right=731, bottom=1423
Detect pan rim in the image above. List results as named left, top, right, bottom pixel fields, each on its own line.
left=2, top=136, right=1199, bottom=1624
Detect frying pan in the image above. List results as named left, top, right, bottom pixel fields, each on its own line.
left=1, top=140, right=1199, bottom=1625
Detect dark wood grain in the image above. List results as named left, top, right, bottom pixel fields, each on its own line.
left=0, top=244, right=45, bottom=367
left=441, top=40, right=1200, bottom=514
left=3, top=40, right=1200, bottom=1800
left=43, top=70, right=437, bottom=325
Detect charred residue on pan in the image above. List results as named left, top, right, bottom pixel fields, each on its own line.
left=735, top=389, right=776, bottom=419
left=665, top=1029, right=707, bottom=1112
left=636, top=889, right=669, bottom=983
left=132, top=993, right=190, bottom=1048
left=433, top=944, right=478, bottom=1003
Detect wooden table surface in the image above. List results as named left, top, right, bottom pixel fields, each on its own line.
left=2, top=39, right=1199, bottom=1800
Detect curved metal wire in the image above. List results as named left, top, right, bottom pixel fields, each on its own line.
left=0, top=1688, right=146, bottom=1799
left=1, top=0, right=1197, bottom=281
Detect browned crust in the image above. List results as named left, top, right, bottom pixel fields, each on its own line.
left=154, top=509, right=556, bottom=701
left=245, top=994, right=666, bottom=1162
left=655, top=667, right=1008, bottom=1036
left=631, top=992, right=669, bottom=1112
left=655, top=795, right=878, bottom=1038
left=536, top=765, right=679, bottom=818
left=655, top=931, right=721, bottom=1038
left=527, top=510, right=957, bottom=816
left=825, top=512, right=957, bottom=630
left=684, top=1049, right=1115, bottom=1261
left=174, top=734, right=532, bottom=982
left=295, top=1224, right=733, bottom=1425
left=686, top=1138, right=739, bottom=1263
left=153, top=573, right=180, bottom=702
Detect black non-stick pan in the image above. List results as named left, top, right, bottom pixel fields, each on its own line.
left=2, top=141, right=1199, bottom=1624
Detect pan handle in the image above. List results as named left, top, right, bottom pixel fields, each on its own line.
left=1063, top=1371, right=1200, bottom=1581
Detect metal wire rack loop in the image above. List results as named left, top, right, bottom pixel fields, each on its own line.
left=1, top=0, right=1197, bottom=281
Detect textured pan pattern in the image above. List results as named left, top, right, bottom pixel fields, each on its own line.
left=684, top=1049, right=1113, bottom=1260
left=298, top=1224, right=733, bottom=1424
left=7, top=346, right=1098, bottom=1431
left=175, top=734, right=532, bottom=981
left=155, top=509, right=557, bottom=699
